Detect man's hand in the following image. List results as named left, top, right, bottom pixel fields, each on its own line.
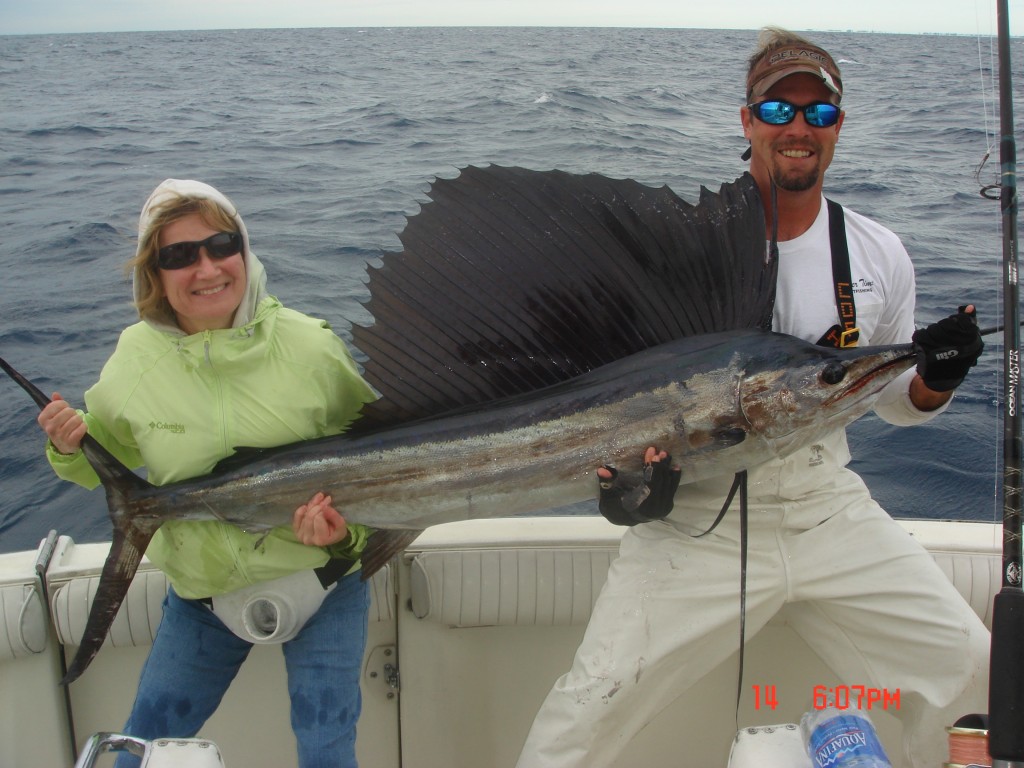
left=912, top=305, right=983, bottom=393
left=598, top=447, right=681, bottom=526
left=293, top=492, right=349, bottom=547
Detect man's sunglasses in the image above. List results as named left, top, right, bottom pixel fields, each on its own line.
left=748, top=100, right=841, bottom=128
left=157, top=232, right=242, bottom=270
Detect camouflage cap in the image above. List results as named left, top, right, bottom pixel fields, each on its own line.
left=747, top=43, right=843, bottom=102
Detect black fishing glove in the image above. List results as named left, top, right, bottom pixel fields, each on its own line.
left=911, top=305, right=984, bottom=392
left=598, top=455, right=682, bottom=526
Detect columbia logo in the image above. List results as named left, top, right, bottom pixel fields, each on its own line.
left=150, top=420, right=186, bottom=434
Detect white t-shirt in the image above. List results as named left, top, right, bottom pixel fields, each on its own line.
left=772, top=196, right=916, bottom=346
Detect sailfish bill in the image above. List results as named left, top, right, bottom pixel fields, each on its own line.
left=1, top=167, right=916, bottom=684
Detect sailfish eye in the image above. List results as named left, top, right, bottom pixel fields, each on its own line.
left=820, top=361, right=846, bottom=385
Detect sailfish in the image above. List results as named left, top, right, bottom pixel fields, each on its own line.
left=0, top=167, right=916, bottom=683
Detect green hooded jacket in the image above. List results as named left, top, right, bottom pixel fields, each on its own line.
left=47, top=298, right=376, bottom=599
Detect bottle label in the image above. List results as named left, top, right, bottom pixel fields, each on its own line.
left=808, top=714, right=890, bottom=767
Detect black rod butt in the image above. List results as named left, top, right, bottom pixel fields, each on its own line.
left=990, top=589, right=1024, bottom=760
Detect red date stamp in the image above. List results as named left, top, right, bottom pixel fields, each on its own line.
left=813, top=684, right=900, bottom=710
left=751, top=684, right=901, bottom=711
left=751, top=684, right=779, bottom=710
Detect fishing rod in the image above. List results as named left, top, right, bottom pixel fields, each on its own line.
left=979, top=320, right=1024, bottom=337
left=988, top=0, right=1024, bottom=763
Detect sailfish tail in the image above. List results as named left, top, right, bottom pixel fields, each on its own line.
left=0, top=355, right=159, bottom=685
left=61, top=526, right=147, bottom=684
left=60, top=453, right=157, bottom=685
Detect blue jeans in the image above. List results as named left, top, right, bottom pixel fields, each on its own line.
left=114, top=571, right=370, bottom=768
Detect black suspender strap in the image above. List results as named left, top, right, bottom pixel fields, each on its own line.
left=816, top=199, right=860, bottom=348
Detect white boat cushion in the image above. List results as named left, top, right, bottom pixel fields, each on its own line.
left=40, top=536, right=1002, bottom=644
left=410, top=548, right=618, bottom=626
left=929, top=550, right=1000, bottom=630
left=51, top=570, right=168, bottom=648
left=138, top=738, right=226, bottom=768
left=727, top=724, right=811, bottom=768
left=50, top=565, right=393, bottom=647
left=73, top=734, right=226, bottom=768
left=410, top=546, right=1001, bottom=630
left=0, top=583, right=47, bottom=661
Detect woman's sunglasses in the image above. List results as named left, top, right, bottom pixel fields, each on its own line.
left=748, top=100, right=841, bottom=128
left=157, top=232, right=242, bottom=270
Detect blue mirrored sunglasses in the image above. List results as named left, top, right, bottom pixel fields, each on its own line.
left=157, top=232, right=242, bottom=270
left=748, top=100, right=841, bottom=128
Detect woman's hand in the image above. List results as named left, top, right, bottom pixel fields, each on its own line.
left=293, top=491, right=349, bottom=547
left=38, top=393, right=88, bottom=455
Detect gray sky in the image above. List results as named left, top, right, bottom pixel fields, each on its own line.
left=2, top=0, right=1016, bottom=36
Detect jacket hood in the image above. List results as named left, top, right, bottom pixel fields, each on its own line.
left=134, top=179, right=269, bottom=335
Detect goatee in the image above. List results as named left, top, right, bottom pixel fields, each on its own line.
left=772, top=167, right=820, bottom=192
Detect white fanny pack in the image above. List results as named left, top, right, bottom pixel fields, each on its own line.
left=207, top=568, right=335, bottom=644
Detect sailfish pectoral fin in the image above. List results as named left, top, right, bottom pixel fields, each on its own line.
left=61, top=524, right=151, bottom=685
left=360, top=529, right=424, bottom=580
left=713, top=426, right=748, bottom=448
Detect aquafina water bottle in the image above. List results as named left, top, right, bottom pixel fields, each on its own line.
left=800, top=704, right=892, bottom=767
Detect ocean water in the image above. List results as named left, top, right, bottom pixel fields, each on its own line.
left=0, top=26, right=1020, bottom=553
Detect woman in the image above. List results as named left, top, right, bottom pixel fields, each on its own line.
left=38, top=179, right=376, bottom=768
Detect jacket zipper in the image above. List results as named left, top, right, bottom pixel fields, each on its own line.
left=203, top=330, right=253, bottom=573
left=203, top=331, right=232, bottom=463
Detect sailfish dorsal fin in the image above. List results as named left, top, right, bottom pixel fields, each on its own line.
left=351, top=165, right=773, bottom=429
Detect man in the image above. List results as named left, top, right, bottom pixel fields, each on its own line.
left=516, top=27, right=988, bottom=768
